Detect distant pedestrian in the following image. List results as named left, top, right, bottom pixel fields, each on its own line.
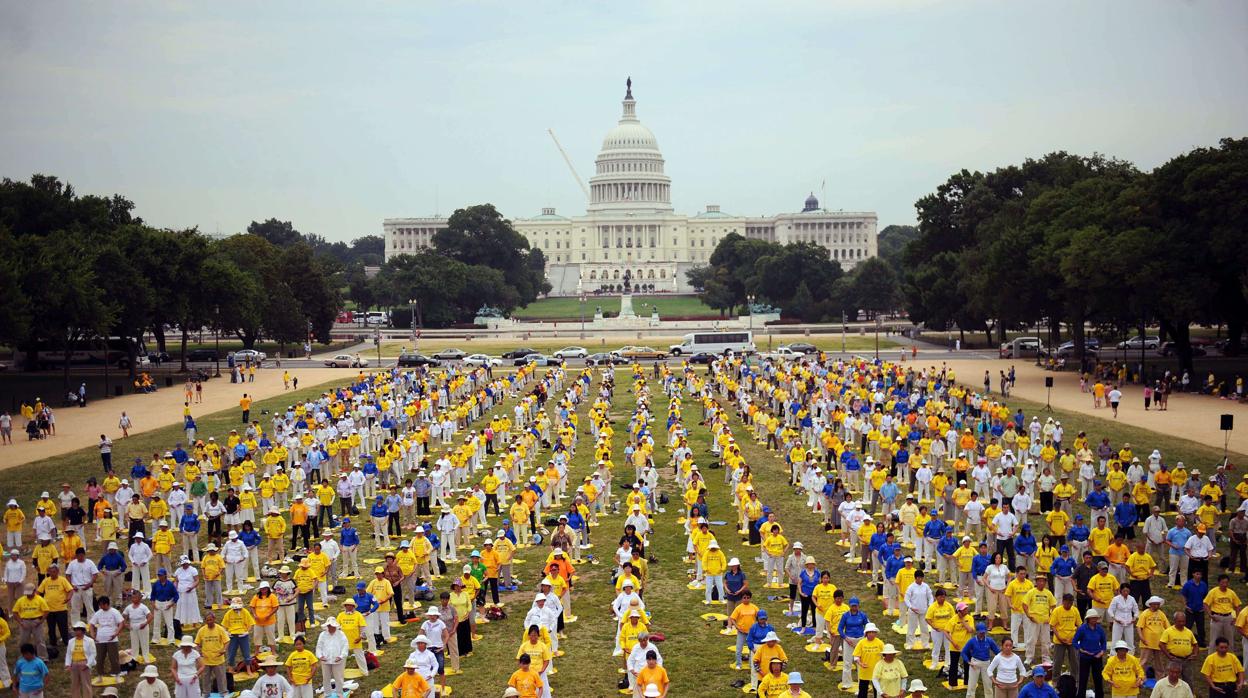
left=100, top=435, right=114, bottom=473
left=119, top=412, right=133, bottom=438
left=1108, top=387, right=1122, bottom=418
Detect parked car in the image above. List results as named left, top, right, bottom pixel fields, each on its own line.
left=431, top=348, right=466, bottom=361
left=553, top=346, right=587, bottom=360
left=147, top=350, right=171, bottom=364
left=1159, top=341, right=1206, bottom=357
left=501, top=347, right=539, bottom=360
left=396, top=352, right=439, bottom=368
left=783, top=342, right=819, bottom=354
left=585, top=352, right=628, bottom=366
left=1046, top=338, right=1101, bottom=359
left=462, top=353, right=502, bottom=368
left=687, top=351, right=717, bottom=365
left=1116, top=335, right=1160, bottom=351
left=231, top=349, right=267, bottom=365
left=324, top=354, right=368, bottom=368
left=186, top=348, right=218, bottom=362
left=521, top=353, right=554, bottom=366
left=612, top=346, right=666, bottom=360
left=998, top=337, right=1042, bottom=359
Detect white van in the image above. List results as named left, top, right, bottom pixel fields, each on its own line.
left=668, top=331, right=755, bottom=356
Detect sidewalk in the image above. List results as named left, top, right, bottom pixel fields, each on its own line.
left=941, top=359, right=1248, bottom=457
left=1, top=366, right=360, bottom=469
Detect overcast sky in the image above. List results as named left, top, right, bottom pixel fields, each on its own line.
left=2, top=1, right=1245, bottom=240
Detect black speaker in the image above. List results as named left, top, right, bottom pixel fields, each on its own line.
left=1221, top=414, right=1234, bottom=431
left=1045, top=376, right=1054, bottom=388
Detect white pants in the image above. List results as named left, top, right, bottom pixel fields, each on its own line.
left=964, top=658, right=992, bottom=698
left=130, top=624, right=151, bottom=660
left=132, top=563, right=152, bottom=596
left=1110, top=622, right=1135, bottom=650
left=321, top=661, right=345, bottom=694
left=930, top=629, right=949, bottom=666
left=276, top=605, right=297, bottom=640
left=175, top=678, right=202, bottom=698
left=153, top=602, right=177, bottom=643
left=226, top=561, right=247, bottom=591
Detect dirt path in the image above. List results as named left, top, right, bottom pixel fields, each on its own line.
left=0, top=366, right=361, bottom=469
left=938, top=359, right=1248, bottom=456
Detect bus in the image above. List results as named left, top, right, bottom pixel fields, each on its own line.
left=668, top=331, right=755, bottom=356
left=12, top=337, right=150, bottom=370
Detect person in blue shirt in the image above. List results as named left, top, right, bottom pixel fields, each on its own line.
left=1014, top=524, right=1038, bottom=573
left=1072, top=608, right=1107, bottom=698
left=1180, top=569, right=1208, bottom=648
left=745, top=608, right=775, bottom=652
left=131, top=458, right=150, bottom=482
left=13, top=644, right=49, bottom=696
left=1164, top=518, right=1193, bottom=587
left=961, top=623, right=1001, bottom=695
left=924, top=516, right=947, bottom=567
left=868, top=527, right=889, bottom=577
left=1018, top=666, right=1059, bottom=698
left=149, top=568, right=180, bottom=644
left=1085, top=483, right=1111, bottom=522
left=1051, top=545, right=1077, bottom=598
left=353, top=580, right=379, bottom=620
left=1113, top=493, right=1138, bottom=539
left=498, top=520, right=517, bottom=546
left=879, top=476, right=900, bottom=512
left=724, top=558, right=748, bottom=613
left=1067, top=513, right=1091, bottom=560
left=369, top=496, right=390, bottom=548
left=936, top=526, right=959, bottom=569
left=238, top=522, right=262, bottom=577
left=883, top=547, right=907, bottom=613
left=797, top=562, right=821, bottom=629
left=385, top=488, right=403, bottom=537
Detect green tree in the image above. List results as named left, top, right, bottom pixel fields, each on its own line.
left=847, top=257, right=899, bottom=317
left=433, top=204, right=549, bottom=308
left=787, top=281, right=815, bottom=320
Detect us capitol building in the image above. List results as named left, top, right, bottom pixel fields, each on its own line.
left=383, top=80, right=878, bottom=296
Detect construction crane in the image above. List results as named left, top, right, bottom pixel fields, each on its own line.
left=547, top=128, right=590, bottom=201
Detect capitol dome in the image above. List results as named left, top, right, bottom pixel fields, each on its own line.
left=587, top=78, right=673, bottom=214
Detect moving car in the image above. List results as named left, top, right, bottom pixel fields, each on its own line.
left=764, top=347, right=804, bottom=360
left=1116, top=335, right=1160, bottom=351
left=585, top=352, right=628, bottom=366
left=521, top=353, right=555, bottom=366
left=1159, top=341, right=1206, bottom=357
left=611, top=346, right=667, bottom=360
left=552, top=346, right=587, bottom=359
left=998, top=337, right=1041, bottom=359
left=396, top=351, right=439, bottom=368
left=783, top=342, right=819, bottom=354
left=686, top=352, right=717, bottom=365
left=462, top=353, right=502, bottom=368
left=324, top=354, right=368, bottom=368
left=186, top=348, right=218, bottom=362
left=232, top=349, right=267, bottom=365
left=1045, top=339, right=1101, bottom=359
left=501, top=347, right=539, bottom=360
left=431, top=348, right=466, bottom=361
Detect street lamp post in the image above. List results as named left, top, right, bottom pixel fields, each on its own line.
left=874, top=315, right=882, bottom=360
left=214, top=305, right=222, bottom=378
left=409, top=299, right=417, bottom=346
left=747, top=294, right=755, bottom=333
left=579, top=294, right=586, bottom=339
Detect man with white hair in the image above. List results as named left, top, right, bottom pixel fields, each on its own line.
left=222, top=531, right=248, bottom=594
left=626, top=632, right=664, bottom=697
left=315, top=617, right=348, bottom=696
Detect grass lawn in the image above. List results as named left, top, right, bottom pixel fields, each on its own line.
left=515, top=295, right=718, bottom=319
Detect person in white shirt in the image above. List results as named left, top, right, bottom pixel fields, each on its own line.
left=90, top=596, right=126, bottom=678
left=404, top=635, right=438, bottom=698
left=992, top=504, right=1020, bottom=568
left=1142, top=507, right=1169, bottom=575
left=982, top=556, right=1012, bottom=632
left=986, top=637, right=1028, bottom=691
left=315, top=618, right=348, bottom=696
left=252, top=659, right=293, bottom=698
left=66, top=550, right=100, bottom=624
left=1107, top=584, right=1140, bottom=649
left=626, top=633, right=664, bottom=695
left=903, top=571, right=935, bottom=651
left=134, top=664, right=173, bottom=698
left=122, top=590, right=154, bottom=664
left=4, top=549, right=27, bottom=607
left=435, top=508, right=460, bottom=562
left=129, top=533, right=154, bottom=596
left=172, top=558, right=202, bottom=626
left=32, top=510, right=56, bottom=542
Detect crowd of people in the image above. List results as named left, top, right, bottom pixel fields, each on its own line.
left=664, top=353, right=1247, bottom=698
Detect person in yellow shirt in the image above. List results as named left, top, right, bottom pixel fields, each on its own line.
left=1102, top=640, right=1145, bottom=697
left=751, top=631, right=788, bottom=693
left=1159, top=614, right=1199, bottom=684
left=1087, top=563, right=1119, bottom=610
left=1021, top=575, right=1057, bottom=665
left=851, top=625, right=884, bottom=693
left=4, top=501, right=26, bottom=550
left=1135, top=596, right=1169, bottom=679
left=1200, top=636, right=1245, bottom=698
left=250, top=582, right=280, bottom=649
left=505, top=653, right=544, bottom=698
left=336, top=598, right=370, bottom=675
left=1003, top=569, right=1035, bottom=644
left=756, top=656, right=791, bottom=698
left=1204, top=574, right=1242, bottom=651
left=221, top=598, right=256, bottom=667
left=284, top=634, right=319, bottom=693
left=195, top=612, right=231, bottom=694
left=390, top=658, right=432, bottom=698
left=1049, top=595, right=1082, bottom=680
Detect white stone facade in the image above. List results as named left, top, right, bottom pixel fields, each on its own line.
left=383, top=83, right=878, bottom=296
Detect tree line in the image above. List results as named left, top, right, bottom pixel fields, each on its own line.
left=0, top=175, right=342, bottom=376
left=901, top=137, right=1247, bottom=370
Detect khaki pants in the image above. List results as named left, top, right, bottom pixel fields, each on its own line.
left=17, top=619, right=46, bottom=659
left=68, top=662, right=92, bottom=698
left=276, top=605, right=297, bottom=639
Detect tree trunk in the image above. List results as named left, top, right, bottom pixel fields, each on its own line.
left=153, top=325, right=168, bottom=354
left=984, top=326, right=993, bottom=347
left=179, top=328, right=190, bottom=373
